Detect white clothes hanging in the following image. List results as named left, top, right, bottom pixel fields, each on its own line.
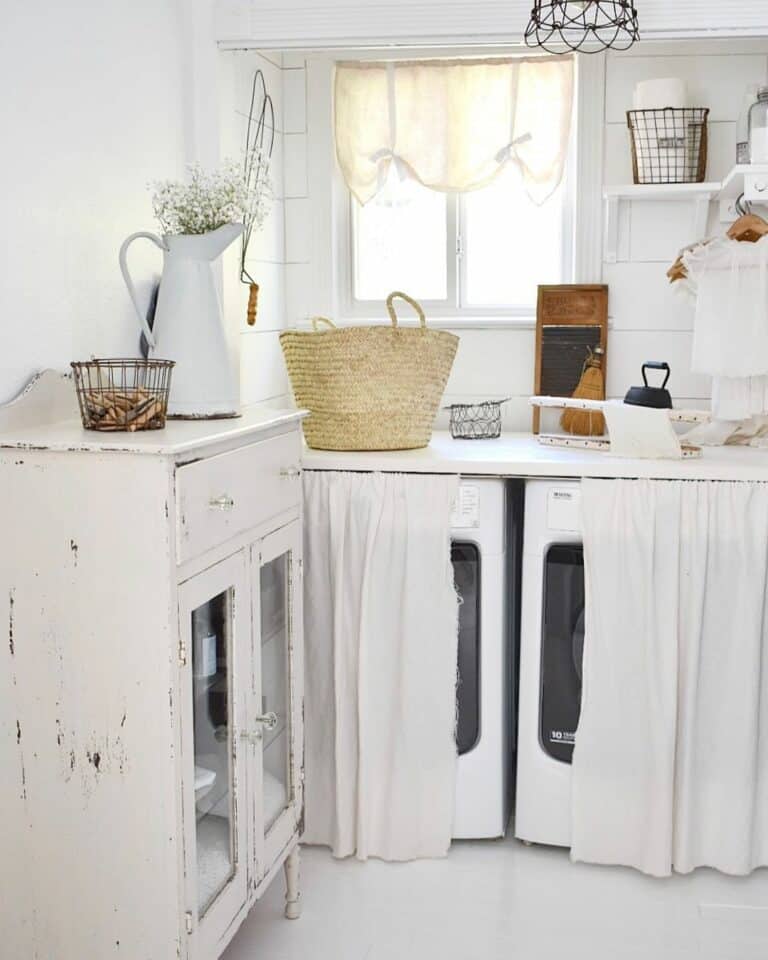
left=571, top=478, right=768, bottom=877
left=711, top=374, right=768, bottom=422
left=334, top=56, right=573, bottom=206
left=302, top=470, right=460, bottom=861
left=682, top=235, right=768, bottom=380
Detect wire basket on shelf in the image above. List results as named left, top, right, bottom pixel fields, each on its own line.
left=627, top=108, right=709, bottom=184
left=71, top=359, right=175, bottom=432
left=447, top=399, right=509, bottom=440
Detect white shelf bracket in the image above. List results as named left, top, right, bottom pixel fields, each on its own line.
left=604, top=196, right=619, bottom=264
left=692, top=195, right=710, bottom=240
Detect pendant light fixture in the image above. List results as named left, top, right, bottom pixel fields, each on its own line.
left=525, top=1, right=640, bottom=54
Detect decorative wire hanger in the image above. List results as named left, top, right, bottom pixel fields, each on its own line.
left=241, top=69, right=275, bottom=286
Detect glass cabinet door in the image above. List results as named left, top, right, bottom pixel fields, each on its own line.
left=179, top=551, right=249, bottom=954
left=254, top=521, right=303, bottom=876
left=260, top=549, right=291, bottom=832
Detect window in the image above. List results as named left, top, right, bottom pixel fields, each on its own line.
left=352, top=174, right=450, bottom=302
left=348, top=163, right=572, bottom=316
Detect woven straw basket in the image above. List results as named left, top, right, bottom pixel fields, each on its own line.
left=279, top=291, right=459, bottom=451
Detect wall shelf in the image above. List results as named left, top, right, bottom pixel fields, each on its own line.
left=603, top=182, right=719, bottom=263
left=719, top=163, right=768, bottom=204
left=604, top=183, right=722, bottom=201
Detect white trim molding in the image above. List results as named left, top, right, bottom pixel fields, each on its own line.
left=573, top=53, right=605, bottom=284
left=216, top=1, right=768, bottom=49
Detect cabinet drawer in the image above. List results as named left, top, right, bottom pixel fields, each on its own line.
left=176, top=432, right=301, bottom=563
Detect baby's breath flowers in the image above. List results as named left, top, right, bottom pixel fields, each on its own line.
left=150, top=160, right=271, bottom=236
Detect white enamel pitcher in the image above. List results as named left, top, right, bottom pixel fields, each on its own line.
left=119, top=223, right=242, bottom=418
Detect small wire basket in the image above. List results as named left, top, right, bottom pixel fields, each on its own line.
left=447, top=399, right=509, bottom=440
left=627, top=108, right=709, bottom=184
left=71, top=359, right=175, bottom=432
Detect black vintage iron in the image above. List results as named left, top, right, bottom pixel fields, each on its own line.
left=624, top=362, right=673, bottom=409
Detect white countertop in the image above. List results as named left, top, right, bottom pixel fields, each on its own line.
left=302, top=432, right=768, bottom=482
left=4, top=373, right=768, bottom=480
left=0, top=405, right=306, bottom=456
left=0, top=371, right=306, bottom=456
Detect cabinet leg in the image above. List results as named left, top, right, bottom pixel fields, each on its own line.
left=284, top=845, right=301, bottom=920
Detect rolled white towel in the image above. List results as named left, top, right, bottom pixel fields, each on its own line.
left=633, top=77, right=688, bottom=110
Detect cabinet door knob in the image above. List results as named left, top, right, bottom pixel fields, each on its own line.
left=255, top=711, right=279, bottom=731
left=280, top=466, right=301, bottom=480
left=240, top=713, right=278, bottom=744
left=209, top=494, right=235, bottom=511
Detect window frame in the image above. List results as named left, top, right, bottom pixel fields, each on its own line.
left=322, top=49, right=604, bottom=327
left=347, top=184, right=459, bottom=312
left=337, top=69, right=578, bottom=322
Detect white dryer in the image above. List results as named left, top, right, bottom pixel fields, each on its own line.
left=451, top=478, right=523, bottom=839
left=515, top=479, right=583, bottom=848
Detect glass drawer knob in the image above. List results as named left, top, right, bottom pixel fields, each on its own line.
left=280, top=466, right=301, bottom=479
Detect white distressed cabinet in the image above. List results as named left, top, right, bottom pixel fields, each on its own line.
left=0, top=373, right=306, bottom=960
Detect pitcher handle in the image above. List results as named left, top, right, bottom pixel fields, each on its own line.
left=119, top=231, right=167, bottom=351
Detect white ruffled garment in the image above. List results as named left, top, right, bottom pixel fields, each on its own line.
left=681, top=235, right=768, bottom=423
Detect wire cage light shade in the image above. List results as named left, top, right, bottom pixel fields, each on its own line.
left=525, top=1, right=640, bottom=53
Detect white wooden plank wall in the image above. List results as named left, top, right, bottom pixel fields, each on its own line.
left=221, top=50, right=308, bottom=406
left=277, top=41, right=768, bottom=429
left=601, top=40, right=768, bottom=422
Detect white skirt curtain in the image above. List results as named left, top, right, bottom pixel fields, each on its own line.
left=572, top=478, right=768, bottom=876
left=302, top=470, right=459, bottom=861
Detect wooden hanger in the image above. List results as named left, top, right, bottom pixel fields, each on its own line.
left=667, top=240, right=705, bottom=284
left=668, top=201, right=768, bottom=283
left=727, top=213, right=768, bottom=243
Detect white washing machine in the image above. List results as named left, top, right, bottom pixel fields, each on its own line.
left=515, top=479, right=584, bottom=848
left=451, top=478, right=523, bottom=839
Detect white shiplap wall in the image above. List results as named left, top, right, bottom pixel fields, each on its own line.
left=278, top=40, right=768, bottom=429
left=601, top=40, right=768, bottom=419
left=0, top=1, right=190, bottom=404
left=220, top=50, right=308, bottom=405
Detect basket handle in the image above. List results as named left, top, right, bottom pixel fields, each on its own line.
left=386, top=291, right=426, bottom=330
left=311, top=316, right=337, bottom=331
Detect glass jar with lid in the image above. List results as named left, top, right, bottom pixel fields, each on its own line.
left=737, top=85, right=759, bottom=163
left=748, top=86, right=768, bottom=163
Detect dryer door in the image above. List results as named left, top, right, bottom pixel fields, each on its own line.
left=540, top=543, right=584, bottom=764
left=452, top=542, right=480, bottom=756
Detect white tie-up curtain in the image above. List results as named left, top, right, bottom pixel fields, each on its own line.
left=335, top=56, right=574, bottom=205
left=572, top=478, right=768, bottom=877
left=302, top=470, right=460, bottom=861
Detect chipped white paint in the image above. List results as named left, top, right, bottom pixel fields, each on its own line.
left=0, top=373, right=305, bottom=960
left=176, top=433, right=302, bottom=564
left=284, top=847, right=302, bottom=920
left=0, top=369, right=307, bottom=457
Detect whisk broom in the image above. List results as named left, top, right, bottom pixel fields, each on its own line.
left=560, top=346, right=606, bottom=436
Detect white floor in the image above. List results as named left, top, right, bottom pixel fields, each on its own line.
left=223, top=833, right=768, bottom=960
